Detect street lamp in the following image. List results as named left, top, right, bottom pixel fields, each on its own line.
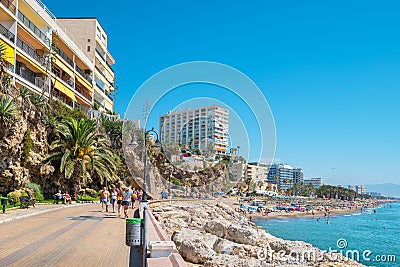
left=127, top=127, right=159, bottom=267
left=141, top=127, right=160, bottom=267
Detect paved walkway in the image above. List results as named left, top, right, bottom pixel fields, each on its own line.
left=0, top=203, right=129, bottom=267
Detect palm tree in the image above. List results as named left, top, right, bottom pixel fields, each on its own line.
left=0, top=95, right=19, bottom=129
left=46, top=117, right=119, bottom=196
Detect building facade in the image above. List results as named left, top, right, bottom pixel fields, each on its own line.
left=303, top=178, right=323, bottom=189
left=265, top=163, right=303, bottom=190
left=355, top=185, right=366, bottom=195
left=159, top=105, right=229, bottom=155
left=0, top=0, right=115, bottom=113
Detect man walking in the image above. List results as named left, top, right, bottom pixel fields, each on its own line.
left=100, top=187, right=110, bottom=212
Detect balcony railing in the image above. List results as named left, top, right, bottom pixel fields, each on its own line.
left=54, top=45, right=74, bottom=67
left=17, top=37, right=45, bottom=65
left=52, top=90, right=73, bottom=108
left=0, top=0, right=16, bottom=14
left=17, top=11, right=49, bottom=45
left=0, top=23, right=15, bottom=42
left=15, top=67, right=49, bottom=93
left=95, top=47, right=106, bottom=61
left=75, top=65, right=93, bottom=84
left=75, top=85, right=92, bottom=102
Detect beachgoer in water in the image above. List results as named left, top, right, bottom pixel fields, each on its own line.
left=317, top=218, right=320, bottom=222
left=326, top=220, right=330, bottom=224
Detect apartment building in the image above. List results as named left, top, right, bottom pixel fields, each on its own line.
left=304, top=177, right=323, bottom=189
left=57, top=18, right=115, bottom=112
left=159, top=105, right=229, bottom=155
left=355, top=185, right=366, bottom=195
left=0, top=0, right=115, bottom=113
left=265, top=163, right=304, bottom=190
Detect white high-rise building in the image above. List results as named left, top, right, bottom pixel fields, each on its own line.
left=159, top=105, right=229, bottom=155
left=304, top=178, right=323, bottom=189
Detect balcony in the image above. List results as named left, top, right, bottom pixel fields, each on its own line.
left=52, top=90, right=73, bottom=108
left=55, top=45, right=73, bottom=67
left=15, top=66, right=49, bottom=93
left=17, top=37, right=45, bottom=65
left=17, top=11, right=49, bottom=45
left=95, top=47, right=106, bottom=61
left=75, top=65, right=92, bottom=84
left=75, top=84, right=92, bottom=102
left=0, top=23, right=15, bottom=42
left=0, top=0, right=16, bottom=14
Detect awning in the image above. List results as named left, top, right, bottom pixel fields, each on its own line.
left=54, top=56, right=74, bottom=78
left=54, top=79, right=76, bottom=101
left=16, top=51, right=47, bottom=75
left=76, top=75, right=93, bottom=92
left=0, top=39, right=14, bottom=65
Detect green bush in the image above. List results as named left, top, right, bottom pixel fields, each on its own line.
left=25, top=182, right=44, bottom=201
left=85, top=188, right=98, bottom=197
left=7, top=191, right=20, bottom=205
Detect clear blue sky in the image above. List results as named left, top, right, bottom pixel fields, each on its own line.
left=46, top=0, right=400, bottom=186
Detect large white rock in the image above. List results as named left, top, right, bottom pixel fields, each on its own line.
left=213, top=238, right=242, bottom=254
left=204, top=220, right=229, bottom=238
left=226, top=224, right=258, bottom=245
left=172, top=228, right=217, bottom=264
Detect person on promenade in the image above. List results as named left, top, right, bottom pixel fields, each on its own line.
left=123, top=188, right=132, bottom=219
left=63, top=191, right=71, bottom=204
left=110, top=187, right=117, bottom=213
left=54, top=190, right=63, bottom=204
left=100, top=187, right=110, bottom=213
left=116, top=189, right=123, bottom=217
left=131, top=190, right=138, bottom=209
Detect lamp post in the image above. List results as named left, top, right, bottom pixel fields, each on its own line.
left=141, top=127, right=160, bottom=267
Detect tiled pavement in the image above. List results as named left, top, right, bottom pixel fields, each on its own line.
left=0, top=203, right=129, bottom=267
left=0, top=202, right=187, bottom=267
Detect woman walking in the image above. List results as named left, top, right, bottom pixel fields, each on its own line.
left=117, top=189, right=123, bottom=217
left=110, top=187, right=117, bottom=213
left=122, top=188, right=132, bottom=219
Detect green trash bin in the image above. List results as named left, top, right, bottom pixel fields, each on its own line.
left=126, top=218, right=142, bottom=246
left=1, top=197, right=8, bottom=213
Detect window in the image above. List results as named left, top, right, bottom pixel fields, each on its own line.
left=87, top=46, right=91, bottom=52
left=87, top=39, right=91, bottom=42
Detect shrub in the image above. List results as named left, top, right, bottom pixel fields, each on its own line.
left=7, top=191, right=20, bottom=205
left=85, top=188, right=98, bottom=197
left=25, top=182, right=44, bottom=201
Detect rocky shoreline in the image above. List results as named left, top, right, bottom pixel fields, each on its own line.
left=151, top=201, right=365, bottom=267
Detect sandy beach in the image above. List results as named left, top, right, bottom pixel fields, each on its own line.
left=219, top=196, right=389, bottom=220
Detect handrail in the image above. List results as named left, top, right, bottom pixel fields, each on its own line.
left=0, top=23, right=15, bottom=42
left=0, top=0, right=16, bottom=14
left=54, top=45, right=74, bottom=67
left=17, top=37, right=45, bottom=65
left=17, top=11, right=49, bottom=45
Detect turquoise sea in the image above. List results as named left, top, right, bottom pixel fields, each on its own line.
left=254, top=202, right=400, bottom=267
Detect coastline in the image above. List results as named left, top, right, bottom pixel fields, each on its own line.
left=150, top=199, right=366, bottom=266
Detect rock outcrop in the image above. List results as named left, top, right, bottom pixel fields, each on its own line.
left=151, top=201, right=365, bottom=267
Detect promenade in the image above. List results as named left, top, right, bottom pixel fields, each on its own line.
left=0, top=202, right=186, bottom=267
left=0, top=203, right=129, bottom=267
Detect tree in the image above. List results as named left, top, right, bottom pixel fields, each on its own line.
left=46, top=117, right=119, bottom=196
left=0, top=95, right=19, bottom=129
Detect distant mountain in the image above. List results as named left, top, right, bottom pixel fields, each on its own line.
left=365, top=183, right=400, bottom=198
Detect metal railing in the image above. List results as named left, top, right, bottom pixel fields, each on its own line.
left=15, top=67, right=48, bottom=93
left=17, top=11, right=49, bottom=45
left=17, top=37, right=45, bottom=65
left=0, top=0, right=16, bottom=14
left=75, top=65, right=93, bottom=84
left=52, top=90, right=73, bottom=108
left=0, top=23, right=15, bottom=42
left=54, top=45, right=74, bottom=67
left=34, top=0, right=56, bottom=19
left=75, top=84, right=92, bottom=102
left=95, top=47, right=106, bottom=61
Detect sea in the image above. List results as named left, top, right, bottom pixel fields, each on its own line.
left=254, top=202, right=400, bottom=267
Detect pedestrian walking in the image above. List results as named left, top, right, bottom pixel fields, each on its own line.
left=117, top=189, right=123, bottom=217
left=100, top=187, right=110, bottom=212
left=110, top=187, right=117, bottom=213
left=122, top=188, right=132, bottom=219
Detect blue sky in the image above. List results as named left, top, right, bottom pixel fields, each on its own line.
left=46, top=0, right=400, bottom=186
